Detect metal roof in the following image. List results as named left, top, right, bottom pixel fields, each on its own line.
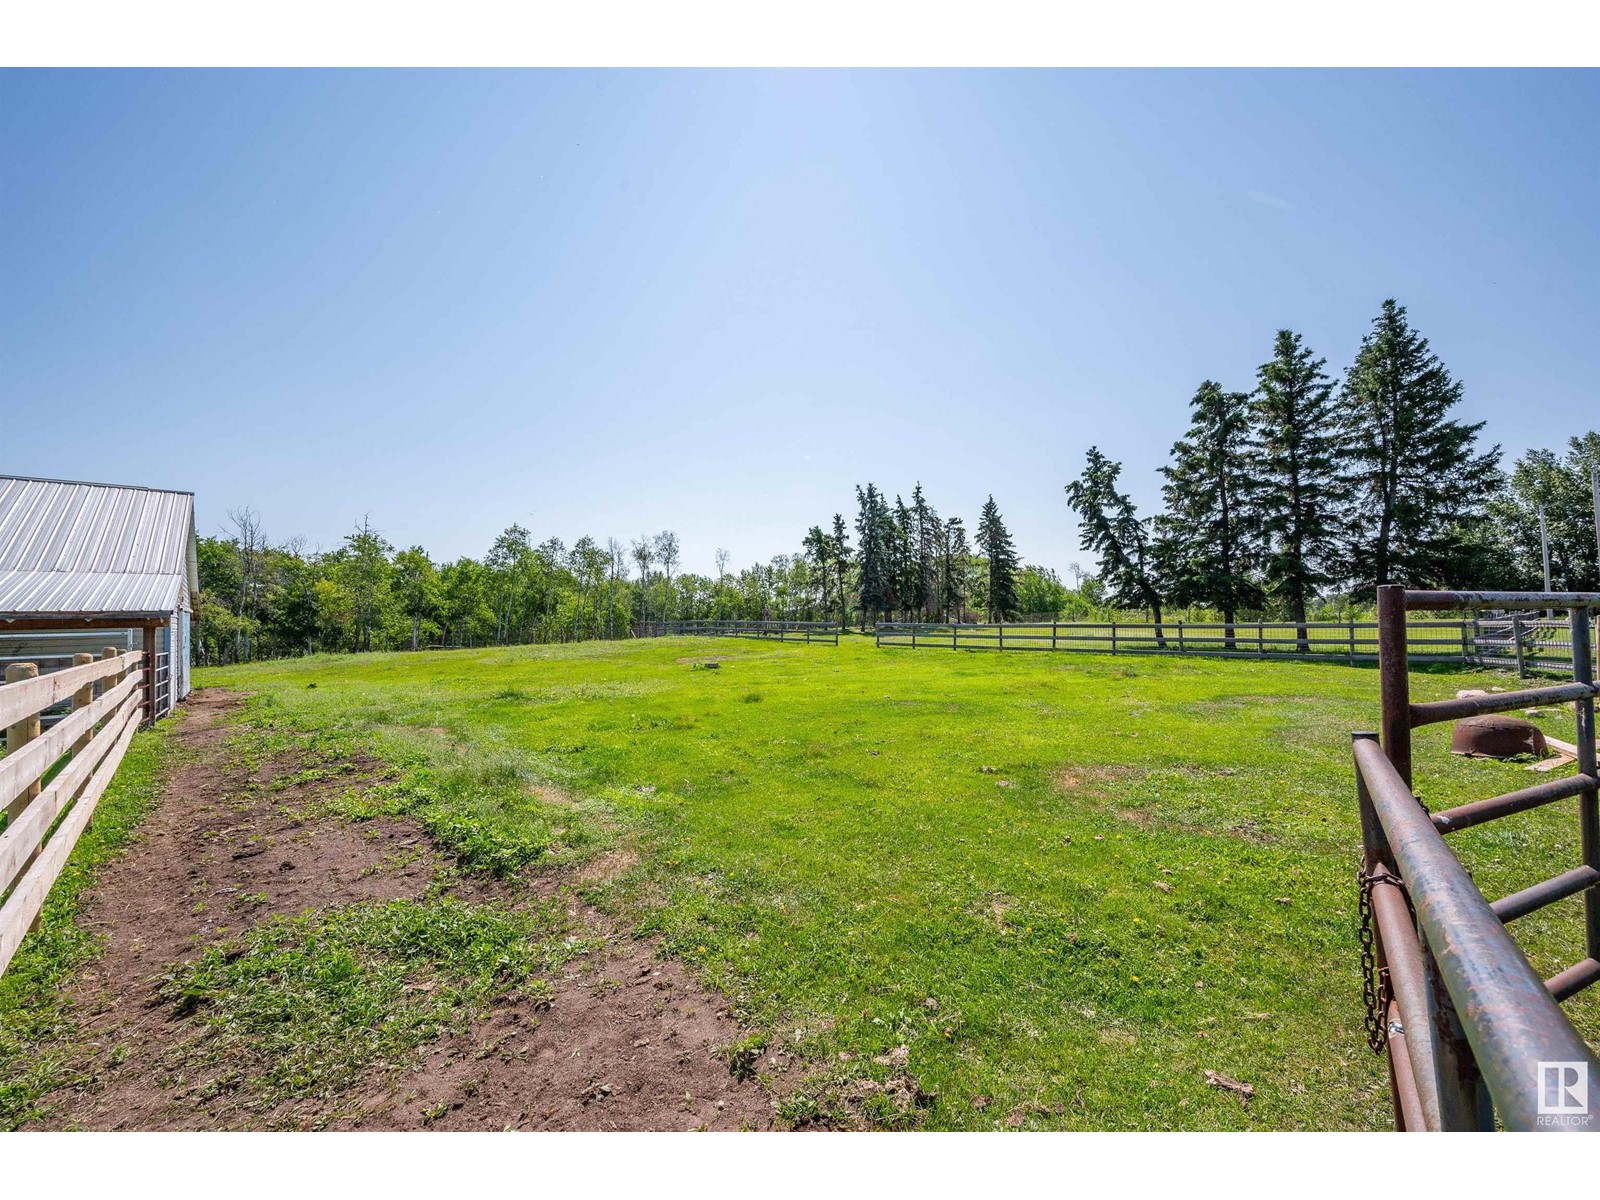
left=0, top=476, right=198, bottom=617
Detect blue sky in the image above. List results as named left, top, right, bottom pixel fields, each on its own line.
left=3, top=69, right=1596, bottom=576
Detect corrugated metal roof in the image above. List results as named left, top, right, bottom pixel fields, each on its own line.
left=0, top=476, right=197, bottom=617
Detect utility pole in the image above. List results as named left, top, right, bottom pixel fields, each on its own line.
left=1592, top=464, right=1599, bottom=662
left=1541, top=505, right=1553, bottom=592
left=1592, top=464, right=1600, bottom=580
left=1539, top=505, right=1553, bottom=620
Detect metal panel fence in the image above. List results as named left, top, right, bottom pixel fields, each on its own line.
left=634, top=620, right=840, bottom=645
left=876, top=616, right=1595, bottom=675
left=1355, top=587, right=1600, bottom=1131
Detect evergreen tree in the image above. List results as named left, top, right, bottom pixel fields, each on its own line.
left=1249, top=331, right=1349, bottom=650
left=830, top=514, right=853, bottom=629
left=1064, top=447, right=1167, bottom=645
left=802, top=524, right=833, bottom=620
left=976, top=495, right=1020, bottom=620
left=854, top=484, right=893, bottom=629
left=910, top=483, right=939, bottom=621
left=1341, top=299, right=1502, bottom=593
left=892, top=494, right=916, bottom=619
left=941, top=516, right=970, bottom=621
left=1155, top=381, right=1261, bottom=646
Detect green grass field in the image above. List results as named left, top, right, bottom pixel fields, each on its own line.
left=173, top=635, right=1594, bottom=1129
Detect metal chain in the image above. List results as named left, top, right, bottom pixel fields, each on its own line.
left=1357, top=859, right=1423, bottom=1054
left=1357, top=863, right=1390, bottom=1054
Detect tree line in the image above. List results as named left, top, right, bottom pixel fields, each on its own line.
left=194, top=297, right=1597, bottom=663
left=196, top=520, right=840, bottom=664
left=194, top=487, right=1050, bottom=663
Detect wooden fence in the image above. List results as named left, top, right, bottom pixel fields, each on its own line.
left=875, top=615, right=1596, bottom=674
left=635, top=620, right=841, bottom=644
left=0, top=649, right=145, bottom=978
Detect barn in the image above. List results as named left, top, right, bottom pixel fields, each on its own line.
left=0, top=475, right=198, bottom=719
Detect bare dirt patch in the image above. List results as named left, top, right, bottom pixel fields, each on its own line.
left=354, top=937, right=767, bottom=1131
left=29, top=689, right=774, bottom=1131
left=575, top=848, right=640, bottom=885
left=1112, top=804, right=1276, bottom=845
left=1051, top=764, right=1138, bottom=793
left=528, top=782, right=576, bottom=808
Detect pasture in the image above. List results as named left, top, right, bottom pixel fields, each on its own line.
left=10, top=634, right=1594, bottom=1129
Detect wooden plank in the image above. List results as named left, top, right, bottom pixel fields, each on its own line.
left=1529, top=754, right=1578, bottom=773
left=0, top=698, right=141, bottom=978
left=0, top=670, right=141, bottom=812
left=0, top=691, right=142, bottom=894
left=0, top=652, right=140, bottom=728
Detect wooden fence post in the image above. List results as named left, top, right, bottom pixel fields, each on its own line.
left=1257, top=621, right=1265, bottom=658
left=1111, top=621, right=1118, bottom=655
left=69, top=653, right=96, bottom=753
left=1177, top=620, right=1185, bottom=653
left=4, top=663, right=41, bottom=821
left=1052, top=622, right=1058, bottom=651
left=5, top=662, right=47, bottom=935
left=1513, top=616, right=1526, bottom=678
left=1348, top=619, right=1356, bottom=665
left=96, top=646, right=126, bottom=831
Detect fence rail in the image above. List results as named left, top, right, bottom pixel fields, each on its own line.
left=635, top=620, right=841, bottom=645
left=1357, top=587, right=1600, bottom=1131
left=876, top=616, right=1595, bottom=674
left=1, top=649, right=145, bottom=979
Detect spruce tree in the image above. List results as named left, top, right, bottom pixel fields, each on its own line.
left=1065, top=446, right=1167, bottom=645
left=854, top=484, right=894, bottom=628
left=1341, top=299, right=1502, bottom=593
left=941, top=516, right=970, bottom=621
left=976, top=495, right=1021, bottom=620
left=1249, top=331, right=1348, bottom=650
left=892, top=495, right=916, bottom=619
left=910, top=483, right=939, bottom=621
left=1156, top=381, right=1261, bottom=646
left=830, top=513, right=852, bottom=629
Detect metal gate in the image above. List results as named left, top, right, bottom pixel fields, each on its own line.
left=1356, top=585, right=1600, bottom=1130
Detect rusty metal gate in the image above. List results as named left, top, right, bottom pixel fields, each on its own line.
left=1357, top=585, right=1600, bottom=1130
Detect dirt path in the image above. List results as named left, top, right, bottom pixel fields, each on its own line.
left=33, top=690, right=774, bottom=1131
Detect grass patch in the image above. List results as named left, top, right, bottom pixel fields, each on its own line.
left=158, top=896, right=591, bottom=1112
left=0, top=720, right=176, bottom=1129
left=194, top=636, right=1599, bottom=1129
left=222, top=718, right=604, bottom=878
